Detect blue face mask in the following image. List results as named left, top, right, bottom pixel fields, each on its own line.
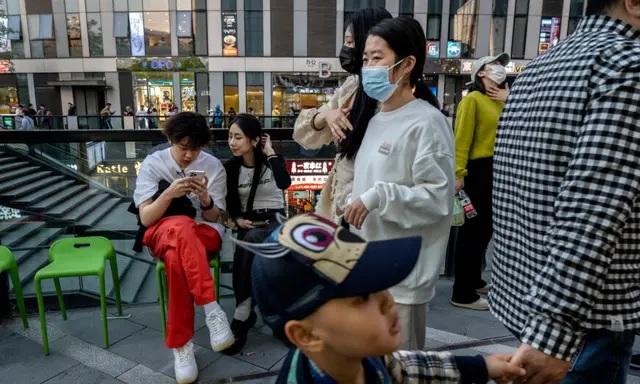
left=361, top=59, right=405, bottom=102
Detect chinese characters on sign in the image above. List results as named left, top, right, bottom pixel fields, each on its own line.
left=129, top=12, right=145, bottom=57
left=286, top=160, right=334, bottom=176
left=222, top=13, right=238, bottom=57
left=538, top=17, right=561, bottom=56
left=0, top=205, right=21, bottom=221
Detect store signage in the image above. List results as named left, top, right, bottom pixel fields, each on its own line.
left=447, top=41, right=461, bottom=58
left=0, top=60, right=11, bottom=73
left=129, top=12, right=145, bottom=57
left=287, top=176, right=329, bottom=191
left=292, top=191, right=309, bottom=199
left=461, top=60, right=528, bottom=75
left=0, top=16, right=10, bottom=54
left=538, top=17, right=560, bottom=56
left=426, top=41, right=440, bottom=59
left=95, top=161, right=141, bottom=175
left=141, top=58, right=182, bottom=70
left=319, top=62, right=331, bottom=79
left=222, top=13, right=238, bottom=57
left=286, top=160, right=334, bottom=176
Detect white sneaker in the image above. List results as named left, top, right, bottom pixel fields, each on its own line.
left=173, top=341, right=198, bottom=384
left=205, top=307, right=235, bottom=352
left=450, top=297, right=490, bottom=311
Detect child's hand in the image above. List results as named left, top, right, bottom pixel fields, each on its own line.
left=485, top=353, right=526, bottom=383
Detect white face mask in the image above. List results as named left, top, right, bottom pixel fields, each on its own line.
left=487, top=64, right=507, bottom=84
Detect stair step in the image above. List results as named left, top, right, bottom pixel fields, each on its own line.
left=22, top=275, right=81, bottom=297
left=1, top=221, right=47, bottom=248
left=0, top=166, right=42, bottom=184
left=0, top=175, right=66, bottom=199
left=11, top=229, right=68, bottom=289
left=62, top=193, right=111, bottom=222
left=0, top=156, right=19, bottom=165
left=30, top=184, right=88, bottom=212
left=0, top=161, right=32, bottom=174
left=78, top=197, right=122, bottom=227
left=115, top=260, right=153, bottom=303
left=92, top=201, right=139, bottom=232
left=134, top=265, right=160, bottom=304
left=13, top=180, right=79, bottom=205
left=0, top=216, right=34, bottom=234
left=0, top=171, right=52, bottom=194
left=81, top=253, right=134, bottom=301
left=44, top=189, right=98, bottom=217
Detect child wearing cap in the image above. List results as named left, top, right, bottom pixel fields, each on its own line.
left=234, top=213, right=526, bottom=383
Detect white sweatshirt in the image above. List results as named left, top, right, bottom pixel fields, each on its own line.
left=352, top=99, right=455, bottom=305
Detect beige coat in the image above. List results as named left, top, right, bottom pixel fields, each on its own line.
left=293, top=75, right=359, bottom=223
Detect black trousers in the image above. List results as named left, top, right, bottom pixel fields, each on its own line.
left=452, top=157, right=493, bottom=303
left=232, top=213, right=281, bottom=309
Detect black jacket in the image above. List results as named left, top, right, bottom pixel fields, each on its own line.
left=224, top=154, right=291, bottom=221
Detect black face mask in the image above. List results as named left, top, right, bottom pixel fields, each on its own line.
left=339, top=45, right=357, bottom=74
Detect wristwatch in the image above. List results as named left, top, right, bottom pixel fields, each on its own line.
left=200, top=196, right=214, bottom=211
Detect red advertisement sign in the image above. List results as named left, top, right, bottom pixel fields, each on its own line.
left=285, top=160, right=334, bottom=176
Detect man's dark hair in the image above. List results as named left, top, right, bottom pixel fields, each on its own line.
left=586, top=0, right=618, bottom=15
left=163, top=111, right=211, bottom=149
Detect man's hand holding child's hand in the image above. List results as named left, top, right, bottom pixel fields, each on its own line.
left=485, top=353, right=526, bottom=384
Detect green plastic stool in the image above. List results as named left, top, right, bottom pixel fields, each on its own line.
left=0, top=246, right=28, bottom=329
left=156, top=252, right=221, bottom=338
left=35, top=236, right=123, bottom=355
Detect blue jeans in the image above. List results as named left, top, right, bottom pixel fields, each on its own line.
left=562, top=329, right=635, bottom=384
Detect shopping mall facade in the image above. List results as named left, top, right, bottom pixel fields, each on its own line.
left=0, top=0, right=586, bottom=117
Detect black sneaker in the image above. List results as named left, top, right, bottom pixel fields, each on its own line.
left=631, top=354, right=640, bottom=370
left=222, top=311, right=258, bottom=356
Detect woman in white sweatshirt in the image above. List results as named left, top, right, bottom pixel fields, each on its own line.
left=344, top=17, right=455, bottom=351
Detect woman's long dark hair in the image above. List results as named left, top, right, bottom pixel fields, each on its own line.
left=338, top=7, right=392, bottom=161
left=369, top=17, right=440, bottom=109
left=228, top=113, right=265, bottom=213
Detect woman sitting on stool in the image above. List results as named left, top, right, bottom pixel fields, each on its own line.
left=224, top=113, right=291, bottom=354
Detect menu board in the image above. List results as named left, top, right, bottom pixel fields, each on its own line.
left=222, top=13, right=238, bottom=57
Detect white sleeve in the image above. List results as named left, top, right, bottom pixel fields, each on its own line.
left=208, top=163, right=227, bottom=211
left=359, top=125, right=455, bottom=229
left=133, top=157, right=160, bottom=207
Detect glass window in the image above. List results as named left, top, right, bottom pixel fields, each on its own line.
left=542, top=0, right=564, bottom=17
left=449, top=0, right=477, bottom=59
left=87, top=13, right=103, bottom=56
left=491, top=0, right=507, bottom=55
left=144, top=12, right=171, bottom=56
left=113, top=12, right=129, bottom=37
left=116, top=37, right=131, bottom=55
left=399, top=0, right=414, bottom=17
left=193, top=10, right=207, bottom=56
left=28, top=14, right=54, bottom=40
left=568, top=0, right=585, bottom=35
left=344, top=0, right=386, bottom=24
left=221, top=0, right=236, bottom=11
left=246, top=72, right=263, bottom=115
left=7, top=0, right=21, bottom=15
left=67, top=14, right=82, bottom=57
left=133, top=71, right=173, bottom=119
left=65, top=0, right=79, bottom=12
left=113, top=0, right=128, bottom=11
left=178, top=37, right=193, bottom=55
left=428, top=0, right=442, bottom=13
left=11, top=41, right=25, bottom=58
left=427, top=14, right=441, bottom=40
left=223, top=72, right=239, bottom=119
left=244, top=0, right=263, bottom=57
left=7, top=16, right=21, bottom=40
left=192, top=0, right=206, bottom=10
left=180, top=72, right=195, bottom=112
left=511, top=16, right=527, bottom=59
left=85, top=0, right=100, bottom=12
left=176, top=11, right=192, bottom=37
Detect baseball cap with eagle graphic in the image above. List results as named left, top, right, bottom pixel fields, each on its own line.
left=232, top=213, right=422, bottom=336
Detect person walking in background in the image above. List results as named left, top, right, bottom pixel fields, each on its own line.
left=36, top=104, right=48, bottom=128
left=26, top=103, right=36, bottom=118
left=450, top=53, right=510, bottom=311
left=14, top=103, right=23, bottom=128
left=491, top=0, right=640, bottom=382
left=147, top=107, right=158, bottom=129
left=18, top=108, right=34, bottom=130
left=136, top=105, right=147, bottom=129
left=345, top=17, right=454, bottom=351
left=67, top=102, right=77, bottom=116
left=224, top=114, right=291, bottom=355
left=100, top=102, right=115, bottom=129
left=271, top=104, right=281, bottom=128
left=293, top=7, right=392, bottom=224
left=211, top=104, right=224, bottom=128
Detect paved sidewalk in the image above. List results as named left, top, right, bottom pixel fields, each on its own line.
left=1, top=278, right=639, bottom=384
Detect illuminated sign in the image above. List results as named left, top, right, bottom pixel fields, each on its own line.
left=140, top=59, right=183, bottom=70
left=95, top=161, right=141, bottom=175
left=286, top=160, right=334, bottom=176
left=287, top=175, right=328, bottom=191
left=427, top=41, right=440, bottom=59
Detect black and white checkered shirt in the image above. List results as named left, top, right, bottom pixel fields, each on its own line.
left=490, top=15, right=640, bottom=360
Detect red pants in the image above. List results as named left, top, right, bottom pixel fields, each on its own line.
left=143, top=216, right=222, bottom=348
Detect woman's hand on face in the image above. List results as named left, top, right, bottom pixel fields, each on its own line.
left=324, top=108, right=352, bottom=142
left=261, top=133, right=275, bottom=156
left=236, top=218, right=256, bottom=229
left=487, top=83, right=510, bottom=102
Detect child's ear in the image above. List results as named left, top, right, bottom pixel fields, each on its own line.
left=284, top=320, right=324, bottom=353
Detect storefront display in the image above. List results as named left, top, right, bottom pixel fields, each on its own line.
left=272, top=73, right=348, bottom=114
left=284, top=159, right=334, bottom=216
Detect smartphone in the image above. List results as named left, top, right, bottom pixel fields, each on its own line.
left=188, top=170, right=206, bottom=184
left=251, top=220, right=269, bottom=228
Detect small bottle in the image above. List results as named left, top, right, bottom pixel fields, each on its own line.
left=452, top=197, right=465, bottom=226
left=457, top=190, right=477, bottom=219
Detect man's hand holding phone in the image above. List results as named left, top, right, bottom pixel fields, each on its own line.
left=187, top=170, right=209, bottom=205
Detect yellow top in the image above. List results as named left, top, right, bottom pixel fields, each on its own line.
left=454, top=90, right=504, bottom=178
